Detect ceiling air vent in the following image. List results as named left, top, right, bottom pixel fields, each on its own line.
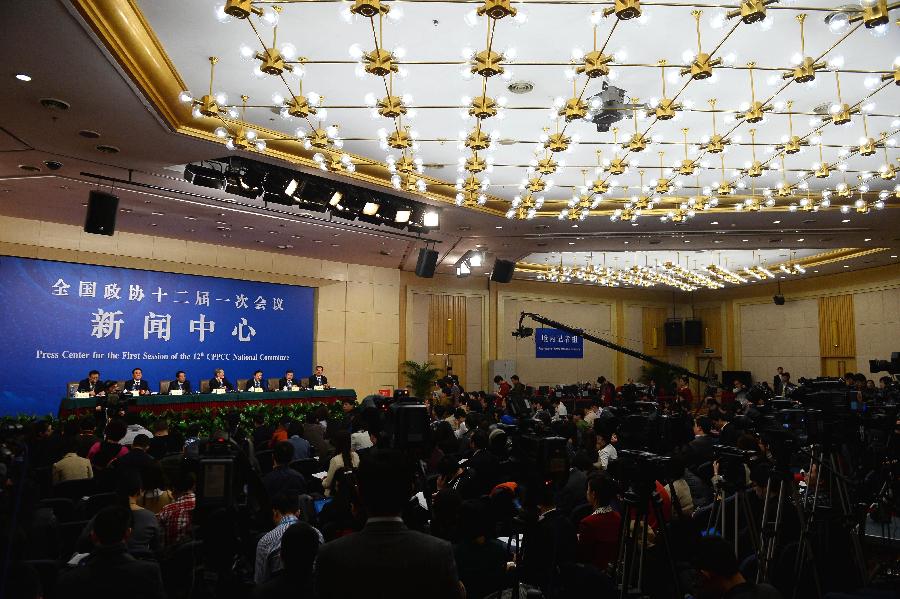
left=507, top=80, right=534, bottom=94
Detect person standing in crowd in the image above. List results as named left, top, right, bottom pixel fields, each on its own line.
left=77, top=369, right=103, bottom=396
left=686, top=416, right=715, bottom=468
left=510, top=374, right=526, bottom=397
left=522, top=483, right=577, bottom=597
left=677, top=376, right=695, bottom=411
left=253, top=522, right=321, bottom=599
left=773, top=366, right=784, bottom=396
left=494, top=375, right=512, bottom=400
left=780, top=372, right=797, bottom=396
left=209, top=368, right=234, bottom=392
left=452, top=499, right=510, bottom=599
left=168, top=370, right=191, bottom=394
left=315, top=449, right=464, bottom=599
left=123, top=368, right=150, bottom=396
left=255, top=492, right=318, bottom=583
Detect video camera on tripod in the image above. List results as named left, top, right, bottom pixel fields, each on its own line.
left=713, top=444, right=759, bottom=488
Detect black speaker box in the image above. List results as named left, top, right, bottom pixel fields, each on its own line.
left=664, top=320, right=684, bottom=346
left=490, top=259, right=515, bottom=283
left=415, top=248, right=438, bottom=278
left=684, top=319, right=703, bottom=345
left=84, top=191, right=119, bottom=236
left=773, top=294, right=785, bottom=305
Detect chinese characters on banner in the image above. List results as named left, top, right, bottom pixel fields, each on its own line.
left=52, top=278, right=284, bottom=343
left=534, top=328, right=584, bottom=359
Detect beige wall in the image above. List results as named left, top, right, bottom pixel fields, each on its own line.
left=0, top=214, right=400, bottom=397
left=854, top=288, right=900, bottom=375
left=738, top=298, right=821, bottom=381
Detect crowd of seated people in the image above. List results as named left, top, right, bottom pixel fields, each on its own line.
left=0, top=367, right=892, bottom=599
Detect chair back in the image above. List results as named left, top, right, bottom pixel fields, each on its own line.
left=268, top=377, right=280, bottom=391
left=52, top=478, right=97, bottom=501
left=160, top=380, right=170, bottom=394
left=200, top=379, right=210, bottom=394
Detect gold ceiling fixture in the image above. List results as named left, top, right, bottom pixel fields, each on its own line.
left=715, top=154, right=733, bottom=196
left=736, top=63, right=771, bottom=124
left=624, top=99, right=648, bottom=152
left=455, top=174, right=489, bottom=207
left=653, top=152, right=672, bottom=194
left=651, top=60, right=681, bottom=121
left=846, top=0, right=894, bottom=30
left=273, top=80, right=323, bottom=120
left=700, top=99, right=730, bottom=154
left=814, top=142, right=831, bottom=179
left=217, top=0, right=280, bottom=24
left=783, top=15, right=826, bottom=85
left=677, top=129, right=696, bottom=176
left=561, top=170, right=599, bottom=221
left=559, top=79, right=589, bottom=122
left=214, top=95, right=271, bottom=152
left=741, top=129, right=767, bottom=178
left=776, top=101, right=808, bottom=155
left=681, top=10, right=722, bottom=81
left=543, top=119, right=574, bottom=153
left=603, top=0, right=642, bottom=21
left=879, top=140, right=897, bottom=180
left=775, top=154, right=795, bottom=198
left=507, top=191, right=543, bottom=220
left=239, top=9, right=302, bottom=77
left=607, top=128, right=629, bottom=175
left=179, top=56, right=236, bottom=120
left=824, top=71, right=858, bottom=126
left=707, top=263, right=748, bottom=284
left=590, top=150, right=609, bottom=194
left=610, top=185, right=640, bottom=222
left=726, top=0, right=776, bottom=25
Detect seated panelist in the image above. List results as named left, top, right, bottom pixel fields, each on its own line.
left=309, top=365, right=328, bottom=388
left=245, top=369, right=267, bottom=391
left=168, top=370, right=192, bottom=394
left=278, top=370, right=299, bottom=391
left=208, top=368, right=234, bottom=392
left=77, top=370, right=103, bottom=396
left=123, top=368, right=151, bottom=395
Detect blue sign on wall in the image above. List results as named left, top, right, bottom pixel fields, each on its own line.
left=0, top=256, right=315, bottom=416
left=535, top=328, right=584, bottom=359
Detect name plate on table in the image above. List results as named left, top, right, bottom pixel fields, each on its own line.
left=250, top=387, right=263, bottom=393
left=74, top=392, right=90, bottom=399
left=291, top=385, right=300, bottom=391
left=313, top=385, right=325, bottom=391
left=169, top=390, right=183, bottom=396
left=212, top=388, right=226, bottom=395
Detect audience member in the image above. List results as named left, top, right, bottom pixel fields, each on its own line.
left=595, top=428, right=618, bottom=470
left=75, top=415, right=99, bottom=458
left=87, top=418, right=129, bottom=469
left=452, top=499, right=510, bottom=599
left=687, top=416, right=715, bottom=467
left=576, top=473, right=621, bottom=572
left=522, top=482, right=577, bottom=596
left=322, top=430, right=359, bottom=497
left=58, top=505, right=166, bottom=599
left=286, top=420, right=311, bottom=460
left=52, top=437, right=93, bottom=484
left=252, top=521, right=322, bottom=599
left=555, top=450, right=593, bottom=515
left=463, top=428, right=500, bottom=498
left=156, top=468, right=196, bottom=547
left=315, top=449, right=464, bottom=599
left=303, top=410, right=333, bottom=459
left=692, top=535, right=783, bottom=599
left=116, top=433, right=155, bottom=472
left=317, top=468, right=363, bottom=541
left=147, top=418, right=182, bottom=459
left=255, top=491, right=319, bottom=583
left=252, top=413, right=274, bottom=450
left=262, top=441, right=308, bottom=500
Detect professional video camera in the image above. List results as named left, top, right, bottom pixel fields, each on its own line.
left=613, top=402, right=693, bottom=454
left=869, top=352, right=900, bottom=376
left=712, top=444, right=759, bottom=488
left=609, top=449, right=680, bottom=496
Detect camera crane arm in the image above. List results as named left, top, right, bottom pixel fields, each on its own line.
left=517, top=311, right=713, bottom=386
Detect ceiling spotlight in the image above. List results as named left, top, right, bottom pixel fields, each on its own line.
left=329, top=191, right=343, bottom=207
left=394, top=209, right=412, bottom=224
left=423, top=209, right=440, bottom=228
left=363, top=201, right=380, bottom=216
left=15, top=73, right=31, bottom=82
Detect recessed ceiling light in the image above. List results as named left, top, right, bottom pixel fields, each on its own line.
left=568, top=242, right=575, bottom=245
left=243, top=225, right=254, bottom=230
left=891, top=255, right=898, bottom=258
left=15, top=74, right=32, bottom=82
left=864, top=238, right=872, bottom=242
left=184, top=216, right=196, bottom=220
left=742, top=239, right=749, bottom=242
left=257, top=240, right=265, bottom=244
left=711, top=221, right=719, bottom=225
left=495, top=226, right=503, bottom=229
left=813, top=270, right=819, bottom=273
left=772, top=220, right=781, bottom=224
left=313, top=239, right=322, bottom=243
left=714, top=240, right=722, bottom=243
left=331, top=243, right=340, bottom=247
left=842, top=219, right=850, bottom=223
left=623, top=241, right=629, bottom=244
left=571, top=224, right=578, bottom=228
left=843, top=265, right=849, bottom=268
left=151, top=212, right=164, bottom=216
left=797, top=238, right=804, bottom=242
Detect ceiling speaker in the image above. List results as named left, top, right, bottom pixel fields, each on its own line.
left=415, top=248, right=438, bottom=278
left=773, top=294, right=785, bottom=305
left=84, top=190, right=119, bottom=236
left=490, top=259, right=515, bottom=283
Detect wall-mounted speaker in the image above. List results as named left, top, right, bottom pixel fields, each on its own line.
left=490, top=259, right=515, bottom=283
left=84, top=190, right=119, bottom=236
left=664, top=320, right=684, bottom=346
left=684, top=319, right=703, bottom=345
left=415, top=248, right=438, bottom=278
left=773, top=294, right=785, bottom=305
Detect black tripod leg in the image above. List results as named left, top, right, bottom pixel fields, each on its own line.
left=650, top=491, right=682, bottom=599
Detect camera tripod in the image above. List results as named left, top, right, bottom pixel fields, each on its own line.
left=754, top=467, right=819, bottom=596
left=792, top=444, right=868, bottom=596
left=705, top=479, right=760, bottom=558
left=614, top=484, right=681, bottom=599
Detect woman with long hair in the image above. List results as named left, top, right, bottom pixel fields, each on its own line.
left=322, top=430, right=359, bottom=497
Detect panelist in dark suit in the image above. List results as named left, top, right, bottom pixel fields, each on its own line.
left=168, top=371, right=192, bottom=394
left=277, top=369, right=298, bottom=391
left=773, top=366, right=784, bottom=396
left=309, top=365, right=328, bottom=388
left=208, top=368, right=234, bottom=392
left=245, top=369, right=267, bottom=391
left=78, top=370, right=103, bottom=396
left=123, top=368, right=151, bottom=395
left=315, top=449, right=464, bottom=599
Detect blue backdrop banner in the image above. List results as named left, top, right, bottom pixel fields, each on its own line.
left=0, top=256, right=315, bottom=416
left=535, top=328, right=584, bottom=359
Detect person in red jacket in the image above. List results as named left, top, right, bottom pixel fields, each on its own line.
left=577, top=473, right=622, bottom=572
left=494, top=375, right=511, bottom=399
